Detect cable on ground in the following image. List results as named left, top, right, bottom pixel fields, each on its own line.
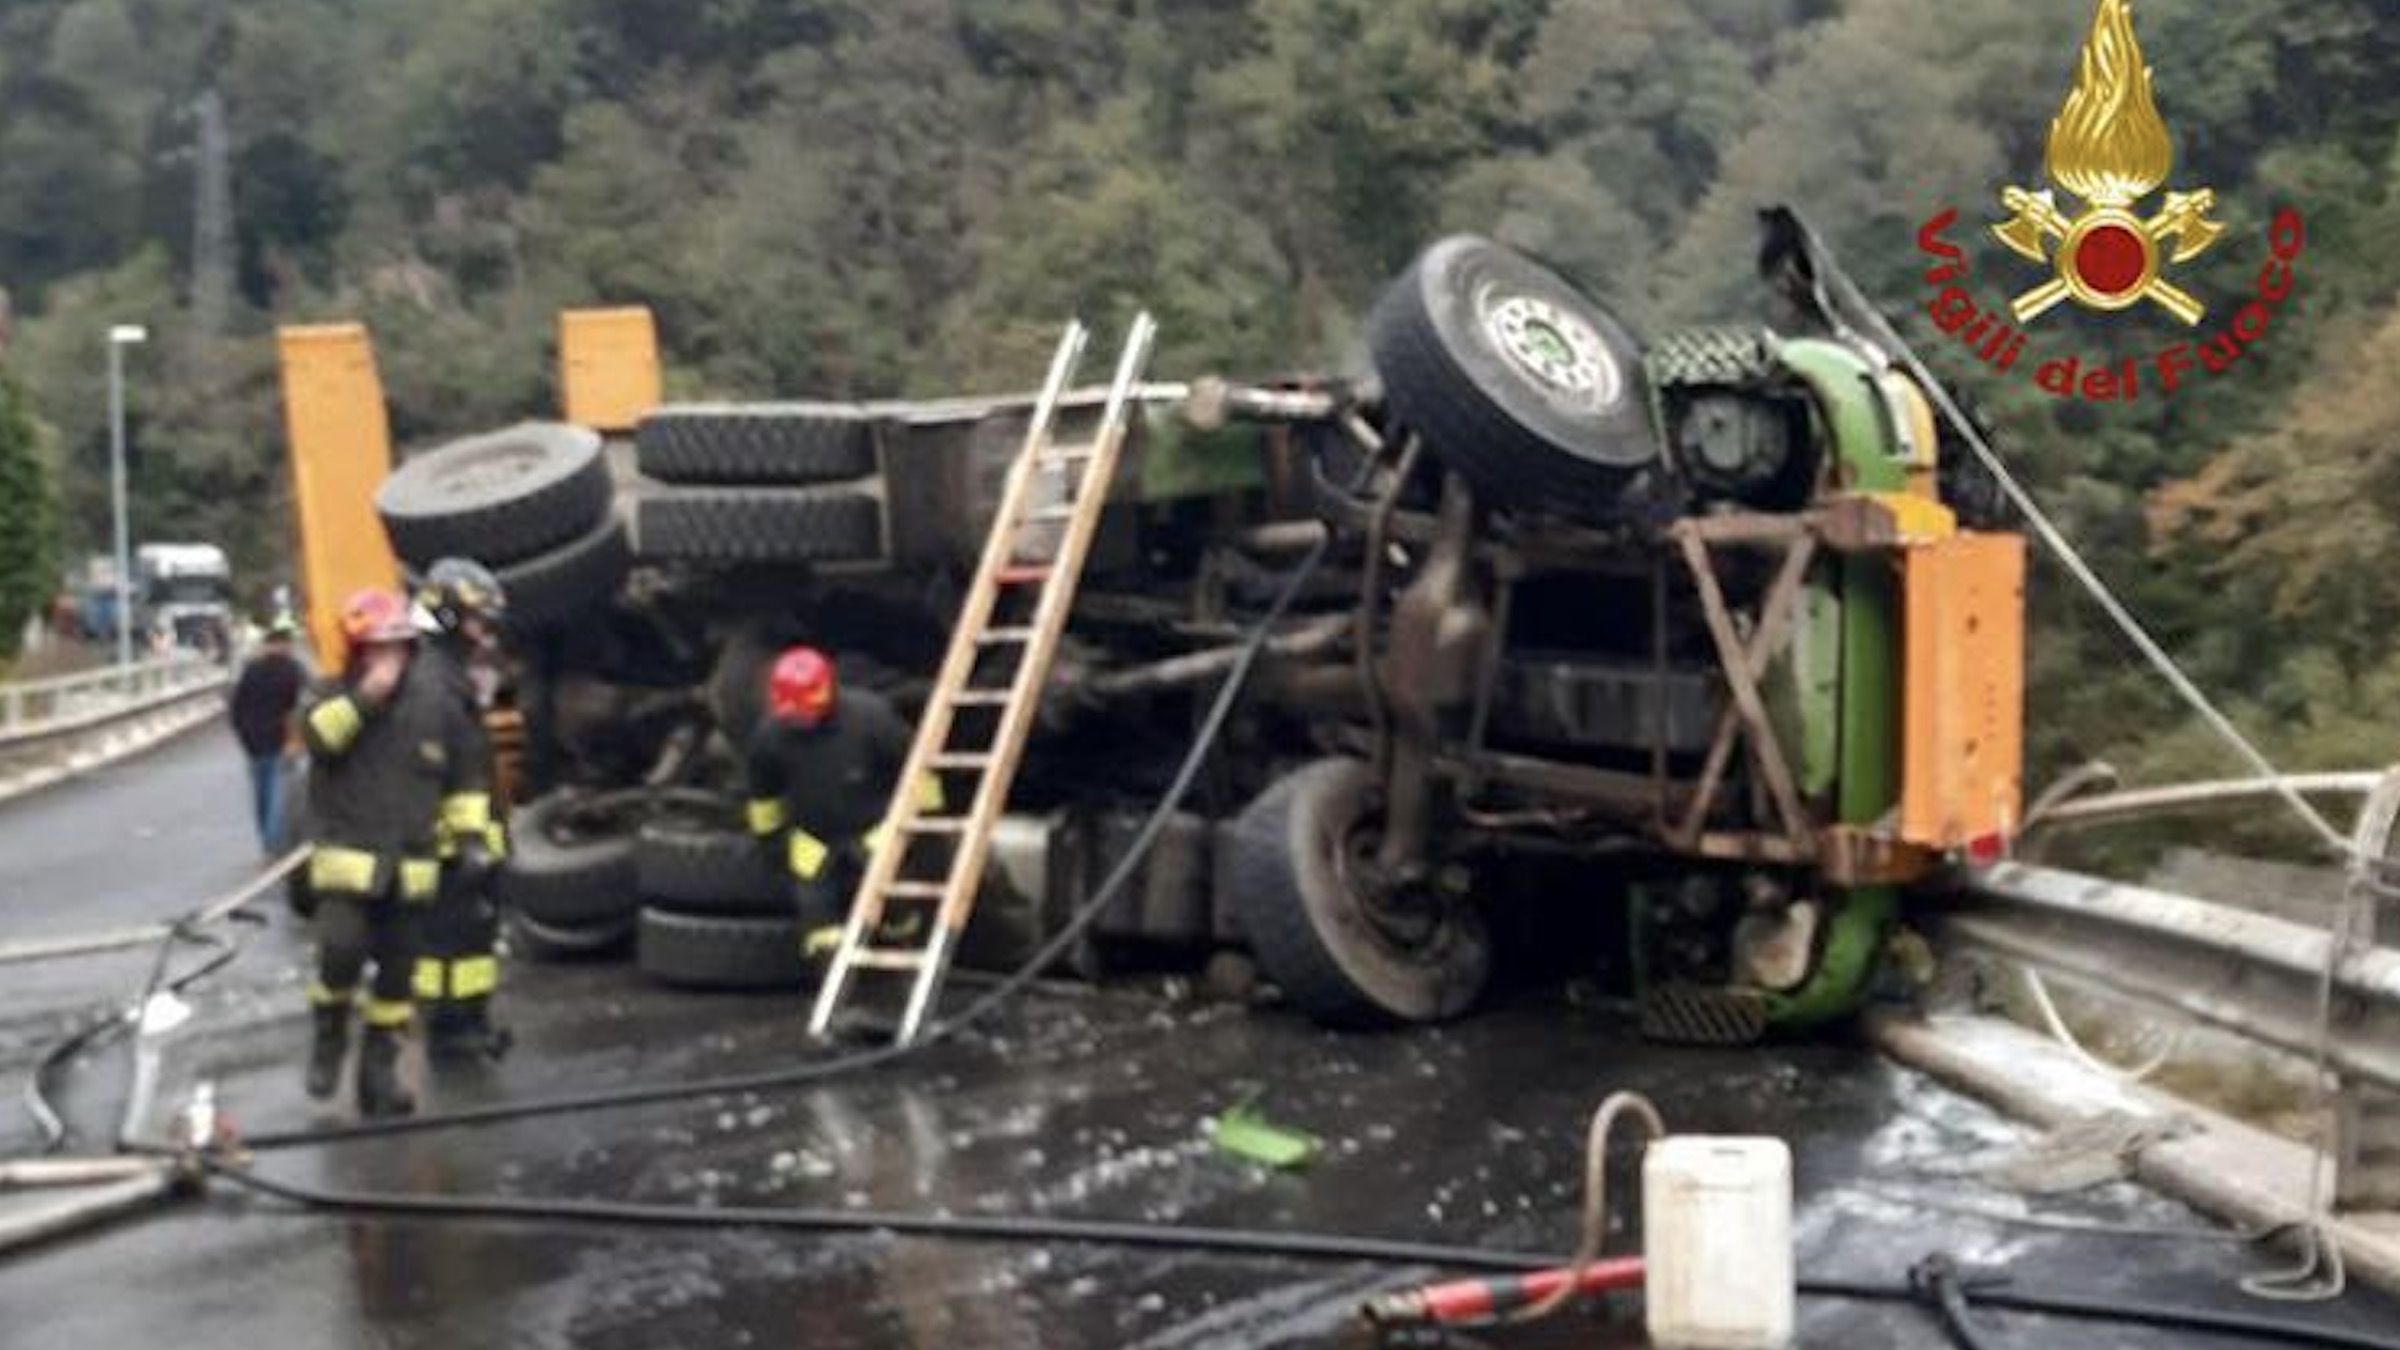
left=194, top=1156, right=2400, bottom=1350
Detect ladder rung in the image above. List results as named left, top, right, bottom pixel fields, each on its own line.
left=1040, top=442, right=1098, bottom=462
left=977, top=626, right=1037, bottom=645
left=949, top=689, right=1012, bottom=707
left=1021, top=503, right=1077, bottom=523
left=994, top=564, right=1052, bottom=586
left=883, top=880, right=949, bottom=900
left=927, top=753, right=992, bottom=771
left=845, top=949, right=924, bottom=972
left=905, top=817, right=969, bottom=834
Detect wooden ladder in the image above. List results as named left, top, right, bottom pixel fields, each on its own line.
left=808, top=313, right=1158, bottom=1044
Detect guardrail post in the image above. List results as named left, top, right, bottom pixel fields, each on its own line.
left=2339, top=767, right=2400, bottom=1211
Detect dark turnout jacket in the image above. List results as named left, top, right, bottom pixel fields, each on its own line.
left=743, top=687, right=913, bottom=847
left=299, top=655, right=484, bottom=863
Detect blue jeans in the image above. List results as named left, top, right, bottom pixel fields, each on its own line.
left=248, top=754, right=289, bottom=852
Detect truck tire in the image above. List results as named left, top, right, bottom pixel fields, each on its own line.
left=496, top=515, right=632, bottom=628
left=497, top=792, right=643, bottom=927
left=633, top=487, right=883, bottom=565
left=505, top=911, right=634, bottom=962
left=1368, top=237, right=1657, bottom=517
left=378, top=423, right=612, bottom=568
left=636, top=817, right=790, bottom=916
left=635, top=405, right=878, bottom=485
left=635, top=907, right=808, bottom=990
left=1228, top=758, right=1491, bottom=1027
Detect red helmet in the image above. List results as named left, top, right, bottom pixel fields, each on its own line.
left=340, top=588, right=417, bottom=647
left=767, top=646, right=836, bottom=726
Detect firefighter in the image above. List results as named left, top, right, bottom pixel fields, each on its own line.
left=742, top=647, right=931, bottom=964
left=408, top=558, right=512, bottom=1064
left=297, top=588, right=484, bottom=1117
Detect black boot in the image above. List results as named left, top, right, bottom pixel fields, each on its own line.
left=357, top=1025, right=417, bottom=1118
left=426, top=999, right=512, bottom=1064
left=305, top=1002, right=350, bottom=1100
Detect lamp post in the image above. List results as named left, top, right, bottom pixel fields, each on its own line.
left=106, top=324, right=147, bottom=670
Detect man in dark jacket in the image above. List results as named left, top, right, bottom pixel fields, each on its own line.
left=297, top=588, right=485, bottom=1118
left=229, top=618, right=307, bottom=853
left=742, top=646, right=928, bottom=963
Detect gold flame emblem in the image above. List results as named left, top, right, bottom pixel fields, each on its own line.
left=1991, top=0, right=2222, bottom=324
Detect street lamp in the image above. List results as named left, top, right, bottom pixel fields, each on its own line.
left=106, top=324, right=147, bottom=670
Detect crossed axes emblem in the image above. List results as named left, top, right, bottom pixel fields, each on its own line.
left=1991, top=185, right=2223, bottom=325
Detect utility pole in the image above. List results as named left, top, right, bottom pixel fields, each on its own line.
left=107, top=325, right=147, bottom=669
left=189, top=90, right=234, bottom=345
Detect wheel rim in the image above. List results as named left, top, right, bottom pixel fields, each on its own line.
left=1331, top=816, right=1450, bottom=954
left=1478, top=287, right=1622, bottom=411
left=439, top=445, right=550, bottom=495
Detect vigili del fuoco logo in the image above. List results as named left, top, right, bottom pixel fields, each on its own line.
left=1913, top=0, right=2305, bottom=402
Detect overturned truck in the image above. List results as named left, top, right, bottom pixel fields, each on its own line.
left=296, top=209, right=2025, bottom=1035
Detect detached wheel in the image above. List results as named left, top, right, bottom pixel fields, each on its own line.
left=636, top=816, right=789, bottom=916
left=1368, top=236, right=1656, bottom=517
left=636, top=405, right=878, bottom=485
left=635, top=907, right=807, bottom=990
left=633, top=487, right=883, bottom=565
left=498, top=792, right=642, bottom=927
left=378, top=422, right=612, bottom=568
left=1229, top=759, right=1491, bottom=1026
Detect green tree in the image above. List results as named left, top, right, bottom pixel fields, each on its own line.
left=0, top=366, right=59, bottom=661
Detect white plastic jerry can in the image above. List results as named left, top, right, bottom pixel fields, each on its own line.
left=1642, top=1135, right=1795, bottom=1350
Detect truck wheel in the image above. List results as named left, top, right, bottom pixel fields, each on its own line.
left=636, top=405, right=878, bottom=485
left=636, top=816, right=790, bottom=916
left=378, top=422, right=612, bottom=568
left=633, top=487, right=883, bottom=565
left=505, top=911, right=634, bottom=962
left=1368, top=236, right=1657, bottom=517
left=496, top=515, right=632, bottom=629
left=498, top=792, right=643, bottom=926
left=1229, top=758, right=1491, bottom=1026
left=635, top=907, right=808, bottom=990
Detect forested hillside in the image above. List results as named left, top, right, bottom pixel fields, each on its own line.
left=2, top=0, right=2396, bottom=833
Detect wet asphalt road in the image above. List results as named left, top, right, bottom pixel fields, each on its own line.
left=4, top=730, right=2399, bottom=1348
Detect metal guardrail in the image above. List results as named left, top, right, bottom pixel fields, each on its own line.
left=1941, top=860, right=2400, bottom=1092
left=0, top=655, right=229, bottom=750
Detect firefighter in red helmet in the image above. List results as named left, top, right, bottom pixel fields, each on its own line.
left=743, top=646, right=929, bottom=966
left=293, top=587, right=486, bottom=1117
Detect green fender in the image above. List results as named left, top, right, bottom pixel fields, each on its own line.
left=1762, top=338, right=1905, bottom=1030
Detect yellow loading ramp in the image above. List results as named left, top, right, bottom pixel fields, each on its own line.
left=277, top=324, right=401, bottom=669
left=558, top=306, right=661, bottom=432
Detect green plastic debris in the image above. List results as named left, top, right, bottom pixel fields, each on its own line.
left=1212, top=1095, right=1319, bottom=1170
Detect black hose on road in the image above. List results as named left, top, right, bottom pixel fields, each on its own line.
left=197, top=1158, right=2400, bottom=1350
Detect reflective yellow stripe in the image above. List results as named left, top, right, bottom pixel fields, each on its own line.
left=398, top=858, right=442, bottom=901
left=306, top=981, right=354, bottom=1007
left=452, top=955, right=499, bottom=998
left=412, top=960, right=444, bottom=1001
left=361, top=997, right=413, bottom=1028
left=441, top=792, right=493, bottom=834
left=308, top=846, right=379, bottom=895
left=484, top=822, right=509, bottom=859
left=802, top=924, right=845, bottom=958
left=786, top=828, right=829, bottom=880
left=746, top=797, right=787, bottom=836
left=306, top=696, right=364, bottom=751
left=862, top=823, right=891, bottom=856
left=915, top=772, right=946, bottom=812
